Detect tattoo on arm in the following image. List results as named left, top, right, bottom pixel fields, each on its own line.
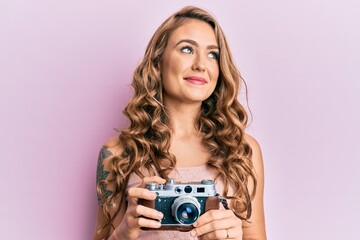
left=96, top=147, right=114, bottom=203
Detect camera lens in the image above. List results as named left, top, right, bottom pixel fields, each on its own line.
left=171, top=195, right=201, bottom=225
left=176, top=203, right=199, bottom=224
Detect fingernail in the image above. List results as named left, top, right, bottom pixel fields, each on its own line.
left=157, top=212, right=163, bottom=219
left=148, top=192, right=156, bottom=198
left=190, top=230, right=197, bottom=237
left=193, top=221, right=198, bottom=227
left=154, top=221, right=161, bottom=227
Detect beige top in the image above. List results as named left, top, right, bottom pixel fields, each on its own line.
left=126, top=164, right=229, bottom=240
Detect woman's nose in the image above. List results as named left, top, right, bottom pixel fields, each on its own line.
left=192, top=55, right=206, bottom=72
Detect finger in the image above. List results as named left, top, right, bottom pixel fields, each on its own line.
left=127, top=215, right=162, bottom=229
left=199, top=227, right=242, bottom=240
left=132, top=204, right=164, bottom=220
left=127, top=187, right=157, bottom=205
left=194, top=210, right=235, bottom=227
left=127, top=176, right=166, bottom=205
left=140, top=176, right=166, bottom=188
left=191, top=217, right=239, bottom=237
left=197, top=229, right=228, bottom=240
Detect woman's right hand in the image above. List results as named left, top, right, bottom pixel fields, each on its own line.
left=110, top=176, right=166, bottom=240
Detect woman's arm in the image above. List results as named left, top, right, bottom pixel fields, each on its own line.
left=94, top=201, right=126, bottom=239
left=93, top=139, right=125, bottom=239
left=242, top=134, right=267, bottom=240
left=93, top=137, right=165, bottom=240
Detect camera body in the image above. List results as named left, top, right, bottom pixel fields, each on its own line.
left=139, top=178, right=220, bottom=231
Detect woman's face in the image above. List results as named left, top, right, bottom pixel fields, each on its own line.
left=159, top=19, right=219, bottom=107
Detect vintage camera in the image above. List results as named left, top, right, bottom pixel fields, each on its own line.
left=139, top=178, right=220, bottom=231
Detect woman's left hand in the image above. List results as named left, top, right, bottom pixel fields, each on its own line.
left=190, top=209, right=243, bottom=240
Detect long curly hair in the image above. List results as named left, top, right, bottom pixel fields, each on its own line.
left=95, top=6, right=257, bottom=239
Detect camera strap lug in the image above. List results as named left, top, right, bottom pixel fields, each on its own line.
left=216, top=194, right=230, bottom=210
left=217, top=194, right=245, bottom=220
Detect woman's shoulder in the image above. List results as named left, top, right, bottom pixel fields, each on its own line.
left=243, top=133, right=264, bottom=168
left=98, top=135, right=123, bottom=168
left=103, top=135, right=123, bottom=153
left=243, top=133, right=261, bottom=152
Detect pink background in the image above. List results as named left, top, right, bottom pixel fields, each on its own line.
left=1, top=1, right=359, bottom=239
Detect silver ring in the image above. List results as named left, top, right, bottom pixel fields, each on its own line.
left=226, top=229, right=230, bottom=239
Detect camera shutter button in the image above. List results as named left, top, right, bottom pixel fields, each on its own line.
left=201, top=179, right=214, bottom=185
left=146, top=182, right=158, bottom=191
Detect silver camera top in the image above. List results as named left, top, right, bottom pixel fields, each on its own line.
left=145, top=178, right=217, bottom=197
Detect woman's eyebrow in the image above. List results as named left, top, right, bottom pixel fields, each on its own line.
left=175, top=39, right=219, bottom=50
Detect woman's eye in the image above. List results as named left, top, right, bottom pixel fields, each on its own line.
left=181, top=46, right=193, bottom=54
left=208, top=51, right=219, bottom=60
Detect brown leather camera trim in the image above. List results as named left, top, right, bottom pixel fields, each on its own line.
left=138, top=199, right=155, bottom=209
left=205, top=196, right=220, bottom=211
left=141, top=225, right=194, bottom=232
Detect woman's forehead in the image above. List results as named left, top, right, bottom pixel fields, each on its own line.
left=167, top=19, right=218, bottom=47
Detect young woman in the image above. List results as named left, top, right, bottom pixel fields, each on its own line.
left=94, top=6, right=266, bottom=240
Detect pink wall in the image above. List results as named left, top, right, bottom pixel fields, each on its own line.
left=1, top=1, right=359, bottom=239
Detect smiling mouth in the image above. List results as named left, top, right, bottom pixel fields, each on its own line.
left=183, top=76, right=207, bottom=85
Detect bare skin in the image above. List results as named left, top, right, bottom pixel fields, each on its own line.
left=94, top=19, right=266, bottom=240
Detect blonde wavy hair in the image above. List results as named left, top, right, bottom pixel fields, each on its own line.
left=95, top=6, right=257, bottom=239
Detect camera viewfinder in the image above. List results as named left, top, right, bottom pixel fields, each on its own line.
left=197, top=187, right=205, bottom=193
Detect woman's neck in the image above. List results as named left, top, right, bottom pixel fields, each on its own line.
left=165, top=101, right=201, bottom=137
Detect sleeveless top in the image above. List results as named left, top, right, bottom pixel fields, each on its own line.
left=126, top=164, right=232, bottom=240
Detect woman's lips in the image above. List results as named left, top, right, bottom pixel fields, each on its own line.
left=183, top=76, right=207, bottom=85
